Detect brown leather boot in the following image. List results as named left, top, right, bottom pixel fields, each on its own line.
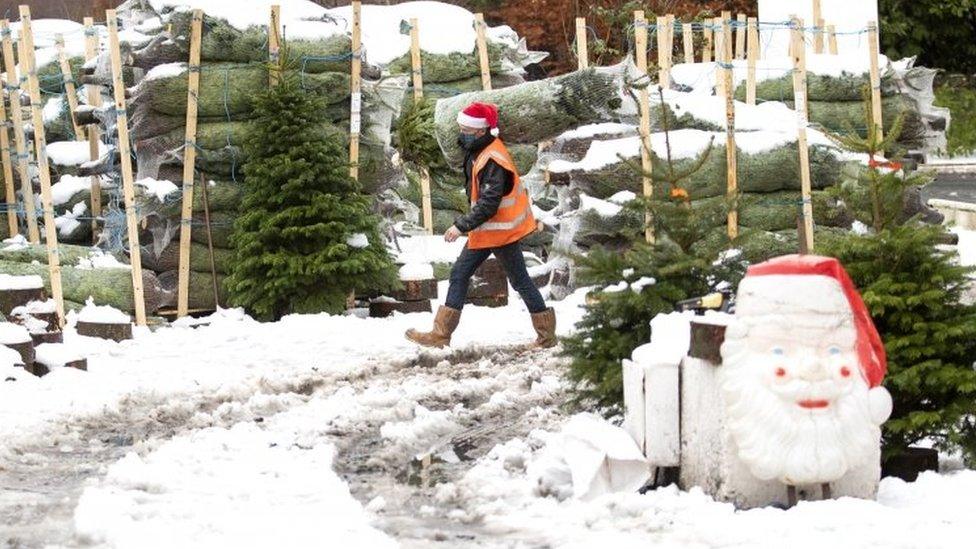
left=405, top=306, right=461, bottom=348
left=530, top=307, right=557, bottom=348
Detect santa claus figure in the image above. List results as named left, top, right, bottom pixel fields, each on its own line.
left=719, top=255, right=893, bottom=492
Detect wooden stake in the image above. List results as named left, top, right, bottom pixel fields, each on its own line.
left=106, top=9, right=147, bottom=326
left=1, top=21, right=39, bottom=243
left=83, top=16, right=102, bottom=243
left=702, top=20, right=712, bottom=63
left=199, top=171, right=220, bottom=309
left=735, top=13, right=746, bottom=60
left=791, top=17, right=815, bottom=253
left=723, top=17, right=737, bottom=240
left=746, top=17, right=758, bottom=105
left=714, top=19, right=725, bottom=98
left=409, top=17, right=433, bottom=235
left=54, top=34, right=85, bottom=140
left=867, top=21, right=883, bottom=140
left=827, top=24, right=838, bottom=55
left=722, top=11, right=732, bottom=62
left=474, top=13, right=491, bottom=90
left=682, top=22, right=693, bottom=63
left=176, top=9, right=203, bottom=318
left=575, top=17, right=588, bottom=70
left=656, top=16, right=669, bottom=89
left=634, top=11, right=653, bottom=244
left=812, top=0, right=824, bottom=54
left=18, top=5, right=65, bottom=327
left=0, top=57, right=16, bottom=237
left=349, top=1, right=362, bottom=180
left=713, top=17, right=722, bottom=66
left=269, top=5, right=280, bottom=86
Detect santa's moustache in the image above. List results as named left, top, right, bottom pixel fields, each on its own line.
left=720, top=342, right=881, bottom=485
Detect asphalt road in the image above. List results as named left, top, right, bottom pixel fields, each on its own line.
left=922, top=172, right=976, bottom=204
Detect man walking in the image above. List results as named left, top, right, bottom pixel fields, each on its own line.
left=405, top=102, right=556, bottom=349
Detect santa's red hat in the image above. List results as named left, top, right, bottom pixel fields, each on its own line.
left=456, top=102, right=500, bottom=136
left=739, top=254, right=887, bottom=387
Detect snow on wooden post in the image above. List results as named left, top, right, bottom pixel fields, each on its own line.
left=409, top=18, right=433, bottom=235
left=106, top=9, right=147, bottom=326
left=813, top=0, right=824, bottom=54
left=269, top=5, right=281, bottom=87
left=18, top=5, right=66, bottom=328
left=723, top=17, right=738, bottom=241
left=682, top=22, right=693, bottom=63
left=702, top=19, right=712, bottom=63
left=1, top=20, right=39, bottom=244
left=0, top=61, right=16, bottom=238
left=791, top=16, right=815, bottom=253
left=634, top=11, right=653, bottom=244
left=349, top=1, right=362, bottom=181
left=575, top=17, right=588, bottom=70
left=176, top=9, right=203, bottom=318
left=867, top=21, right=883, bottom=141
left=746, top=17, right=758, bottom=105
left=55, top=34, right=85, bottom=141
left=83, top=16, right=102, bottom=242
left=735, top=13, right=746, bottom=59
left=827, top=24, right=838, bottom=54
left=474, top=13, right=491, bottom=91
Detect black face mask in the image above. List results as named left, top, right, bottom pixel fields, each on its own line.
left=457, top=132, right=478, bottom=149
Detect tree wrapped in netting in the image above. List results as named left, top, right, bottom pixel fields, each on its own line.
left=225, top=63, right=398, bottom=320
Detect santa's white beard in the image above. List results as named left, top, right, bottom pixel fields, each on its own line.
left=720, top=349, right=881, bottom=485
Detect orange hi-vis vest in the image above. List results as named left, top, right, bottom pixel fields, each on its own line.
left=467, top=138, right=536, bottom=249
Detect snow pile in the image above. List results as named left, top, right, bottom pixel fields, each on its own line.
left=52, top=175, right=94, bottom=206
left=145, top=62, right=188, bottom=81
left=0, top=274, right=44, bottom=290
left=135, top=178, right=180, bottom=202
left=345, top=233, right=369, bottom=249
left=379, top=404, right=463, bottom=455
left=394, top=234, right=466, bottom=264
left=76, top=250, right=131, bottom=270
left=1, top=235, right=29, bottom=252
left=47, top=141, right=108, bottom=167
left=0, top=323, right=31, bottom=345
left=11, top=299, right=57, bottom=316
left=35, top=343, right=83, bottom=369
left=77, top=298, right=132, bottom=324
left=399, top=262, right=435, bottom=281
left=54, top=202, right=87, bottom=238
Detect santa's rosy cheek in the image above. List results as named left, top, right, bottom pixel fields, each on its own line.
left=839, top=366, right=851, bottom=378
left=774, top=367, right=786, bottom=378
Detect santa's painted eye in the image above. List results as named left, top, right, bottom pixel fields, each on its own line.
left=828, top=346, right=842, bottom=355
left=840, top=366, right=851, bottom=378
left=775, top=367, right=786, bottom=377
left=771, top=347, right=785, bottom=356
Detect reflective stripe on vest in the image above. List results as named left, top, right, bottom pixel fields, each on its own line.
left=476, top=209, right=530, bottom=231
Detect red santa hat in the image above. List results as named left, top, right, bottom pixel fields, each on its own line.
left=456, top=102, right=500, bottom=136
left=741, top=254, right=887, bottom=387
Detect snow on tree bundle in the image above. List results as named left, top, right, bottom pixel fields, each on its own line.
left=0, top=260, right=169, bottom=315
left=0, top=243, right=122, bottom=268
left=433, top=64, right=632, bottom=165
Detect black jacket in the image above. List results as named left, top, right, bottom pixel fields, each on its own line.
left=453, top=134, right=515, bottom=233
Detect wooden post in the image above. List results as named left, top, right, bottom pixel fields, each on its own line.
left=791, top=17, right=815, bottom=253
left=827, top=24, right=838, bottom=54
left=55, top=34, right=85, bottom=140
left=634, top=11, right=653, bottom=244
left=575, top=17, right=588, bottom=70
left=474, top=13, right=491, bottom=90
left=18, top=5, right=66, bottom=327
left=106, top=9, right=147, bottom=326
left=409, top=18, right=433, bottom=235
left=714, top=19, right=726, bottom=98
left=349, top=1, right=362, bottom=180
left=269, top=5, right=280, bottom=86
left=723, top=17, right=737, bottom=240
left=867, top=21, right=883, bottom=140
left=713, top=17, right=722, bottom=65
left=702, top=20, right=712, bottom=63
left=2, top=21, right=39, bottom=243
left=682, top=22, right=693, bottom=63
left=812, top=0, right=824, bottom=54
left=656, top=16, right=669, bottom=89
left=735, top=13, right=746, bottom=59
left=746, top=17, right=758, bottom=105
left=0, top=58, right=16, bottom=237
left=83, top=16, right=102, bottom=242
left=176, top=9, right=203, bottom=318
left=722, top=11, right=732, bottom=62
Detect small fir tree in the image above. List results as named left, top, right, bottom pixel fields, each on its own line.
left=226, top=63, right=398, bottom=320
left=820, top=94, right=976, bottom=462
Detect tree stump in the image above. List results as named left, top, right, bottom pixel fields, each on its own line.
left=31, top=331, right=64, bottom=345
left=689, top=320, right=727, bottom=365
left=467, top=258, right=508, bottom=303
left=0, top=287, right=46, bottom=315
left=881, top=447, right=939, bottom=482
left=76, top=321, right=133, bottom=342
left=2, top=341, right=35, bottom=369
left=391, top=279, right=438, bottom=302
left=369, top=299, right=432, bottom=318
left=467, top=295, right=509, bottom=308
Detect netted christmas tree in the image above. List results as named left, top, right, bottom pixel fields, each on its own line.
left=226, top=60, right=398, bottom=320
left=819, top=96, right=976, bottom=462
left=561, top=89, right=729, bottom=411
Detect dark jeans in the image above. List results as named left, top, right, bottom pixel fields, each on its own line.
left=445, top=240, right=548, bottom=313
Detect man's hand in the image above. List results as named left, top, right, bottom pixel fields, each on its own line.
left=444, top=225, right=462, bottom=242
